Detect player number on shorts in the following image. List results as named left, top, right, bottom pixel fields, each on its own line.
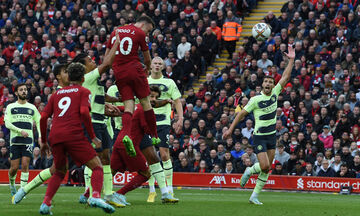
left=58, top=97, right=71, bottom=117
left=111, top=36, right=133, bottom=55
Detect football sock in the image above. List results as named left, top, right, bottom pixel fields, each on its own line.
left=20, top=172, right=29, bottom=188
left=103, top=165, right=113, bottom=196
left=91, top=166, right=103, bottom=199
left=117, top=173, right=148, bottom=195
left=43, top=171, right=65, bottom=206
left=24, top=168, right=52, bottom=193
left=148, top=175, right=156, bottom=193
left=143, top=109, right=158, bottom=138
left=249, top=163, right=261, bottom=175
left=163, top=159, right=173, bottom=194
left=121, top=112, right=133, bottom=138
left=251, top=171, right=269, bottom=198
left=9, top=172, right=16, bottom=186
left=84, top=166, right=93, bottom=198
left=149, top=162, right=167, bottom=194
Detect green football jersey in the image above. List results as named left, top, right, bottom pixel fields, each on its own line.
left=107, top=85, right=123, bottom=131
left=4, top=102, right=41, bottom=146
left=148, top=76, right=181, bottom=126
left=82, top=68, right=105, bottom=124
left=244, top=83, right=282, bottom=136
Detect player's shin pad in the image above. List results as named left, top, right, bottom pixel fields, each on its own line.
left=150, top=163, right=167, bottom=194
left=24, top=168, right=52, bottom=193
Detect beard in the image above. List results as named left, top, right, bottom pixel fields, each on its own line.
left=18, top=94, right=27, bottom=100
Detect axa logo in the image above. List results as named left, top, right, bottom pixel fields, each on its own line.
left=210, top=176, right=227, bottom=185
left=297, top=178, right=304, bottom=189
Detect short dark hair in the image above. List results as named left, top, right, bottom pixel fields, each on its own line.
left=136, top=15, right=155, bottom=28
left=53, top=63, right=68, bottom=78
left=72, top=53, right=88, bottom=65
left=150, top=85, right=161, bottom=98
left=67, top=63, right=85, bottom=82
left=15, top=83, right=27, bottom=92
left=263, top=75, right=275, bottom=84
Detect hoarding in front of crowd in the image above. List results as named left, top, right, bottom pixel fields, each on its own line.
left=1, top=170, right=359, bottom=193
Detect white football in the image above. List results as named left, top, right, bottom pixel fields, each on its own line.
left=252, top=23, right=271, bottom=41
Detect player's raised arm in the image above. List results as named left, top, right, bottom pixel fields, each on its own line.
left=143, top=50, right=151, bottom=73
left=98, top=33, right=120, bottom=75
left=174, top=98, right=184, bottom=133
left=223, top=109, right=249, bottom=139
left=278, top=45, right=295, bottom=88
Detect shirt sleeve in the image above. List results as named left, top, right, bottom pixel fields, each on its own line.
left=4, top=105, right=22, bottom=133
left=244, top=97, right=257, bottom=113
left=81, top=88, right=92, bottom=110
left=33, top=106, right=41, bottom=138
left=170, top=80, right=181, bottom=100
left=272, top=83, right=282, bottom=96
left=84, top=68, right=100, bottom=86
left=106, top=30, right=115, bottom=49
left=138, top=30, right=148, bottom=52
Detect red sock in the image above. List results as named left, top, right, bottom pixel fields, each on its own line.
left=91, top=166, right=103, bottom=198
left=83, top=187, right=90, bottom=198
left=117, top=174, right=148, bottom=195
left=121, top=112, right=133, bottom=139
left=144, top=109, right=158, bottom=137
left=43, top=171, right=65, bottom=206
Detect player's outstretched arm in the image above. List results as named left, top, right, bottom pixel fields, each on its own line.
left=98, top=33, right=120, bottom=75
left=105, top=93, right=121, bottom=103
left=223, top=109, right=249, bottom=139
left=278, top=45, right=295, bottom=88
left=174, top=98, right=184, bottom=134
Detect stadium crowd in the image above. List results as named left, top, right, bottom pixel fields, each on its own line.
left=0, top=0, right=359, bottom=180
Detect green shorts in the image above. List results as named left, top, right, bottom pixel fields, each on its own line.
left=252, top=134, right=276, bottom=154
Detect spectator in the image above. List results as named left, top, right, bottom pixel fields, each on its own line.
left=302, top=163, right=316, bottom=176
left=272, top=162, right=287, bottom=175
left=230, top=142, right=244, bottom=159
left=336, top=164, right=356, bottom=178
left=210, top=164, right=222, bottom=174
left=194, top=160, right=208, bottom=173
left=331, top=153, right=343, bottom=173
left=177, top=36, right=191, bottom=59
left=318, top=125, right=334, bottom=150
left=0, top=146, right=10, bottom=169
left=222, top=161, right=235, bottom=174
left=317, top=159, right=336, bottom=177
left=241, top=119, right=253, bottom=139
left=30, top=147, right=42, bottom=169
left=275, top=144, right=290, bottom=165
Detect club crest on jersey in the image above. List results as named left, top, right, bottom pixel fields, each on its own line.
left=150, top=84, right=168, bottom=92
left=257, top=145, right=263, bottom=151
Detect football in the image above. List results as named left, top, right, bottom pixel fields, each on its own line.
left=252, top=23, right=271, bottom=41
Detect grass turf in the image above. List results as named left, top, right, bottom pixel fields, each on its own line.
left=0, top=186, right=359, bottom=216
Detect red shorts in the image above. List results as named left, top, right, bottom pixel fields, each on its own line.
left=51, top=138, right=97, bottom=169
left=114, top=62, right=150, bottom=101
left=110, top=145, right=148, bottom=173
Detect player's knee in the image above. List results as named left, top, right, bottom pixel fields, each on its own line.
left=139, top=170, right=151, bottom=179
left=160, top=154, right=169, bottom=162
left=260, top=163, right=270, bottom=173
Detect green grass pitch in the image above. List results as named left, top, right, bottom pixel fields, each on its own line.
left=0, top=186, right=359, bottom=216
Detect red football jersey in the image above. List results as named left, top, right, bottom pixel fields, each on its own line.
left=107, top=24, right=148, bottom=67
left=116, top=104, right=148, bottom=149
left=43, top=84, right=91, bottom=144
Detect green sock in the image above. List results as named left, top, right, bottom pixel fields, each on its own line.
left=148, top=175, right=156, bottom=193
left=250, top=163, right=261, bottom=175
left=149, top=162, right=167, bottom=195
left=24, top=168, right=52, bottom=193
left=252, top=171, right=269, bottom=197
left=103, top=165, right=113, bottom=196
left=9, top=172, right=16, bottom=186
left=84, top=166, right=93, bottom=198
left=20, top=172, right=29, bottom=188
left=163, top=159, right=173, bottom=194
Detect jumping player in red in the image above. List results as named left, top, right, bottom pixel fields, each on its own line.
left=39, top=63, right=115, bottom=215
left=106, top=15, right=160, bottom=150
left=109, top=86, right=178, bottom=204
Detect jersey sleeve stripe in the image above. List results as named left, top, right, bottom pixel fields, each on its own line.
left=259, top=110, right=277, bottom=121
left=12, top=122, right=32, bottom=130
left=155, top=114, right=166, bottom=122
left=11, top=137, right=33, bottom=145
left=257, top=124, right=276, bottom=134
